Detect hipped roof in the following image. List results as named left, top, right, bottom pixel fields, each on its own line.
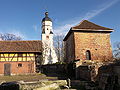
left=63, top=20, right=113, bottom=41
left=72, top=20, right=113, bottom=30
left=0, top=40, right=42, bottom=53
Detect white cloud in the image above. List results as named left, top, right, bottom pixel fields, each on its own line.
left=33, top=25, right=38, bottom=31
left=54, top=0, right=119, bottom=35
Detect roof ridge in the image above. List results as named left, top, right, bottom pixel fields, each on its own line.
left=0, top=40, right=41, bottom=42
left=72, top=19, right=86, bottom=28
left=0, top=40, right=42, bottom=52
left=72, top=20, right=113, bottom=30
left=85, top=20, right=113, bottom=30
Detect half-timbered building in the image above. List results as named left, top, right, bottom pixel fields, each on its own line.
left=0, top=40, right=42, bottom=75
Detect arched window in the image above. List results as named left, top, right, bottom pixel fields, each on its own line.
left=86, top=50, right=91, bottom=60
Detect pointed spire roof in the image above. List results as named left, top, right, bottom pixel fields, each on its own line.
left=72, top=20, right=113, bottom=31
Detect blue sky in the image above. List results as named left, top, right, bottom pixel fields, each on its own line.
left=0, top=0, right=120, bottom=48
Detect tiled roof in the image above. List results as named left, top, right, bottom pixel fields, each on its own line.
left=63, top=20, right=113, bottom=41
left=72, top=20, right=113, bottom=30
left=0, top=40, right=42, bottom=52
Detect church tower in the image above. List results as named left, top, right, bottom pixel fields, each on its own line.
left=41, top=12, right=58, bottom=64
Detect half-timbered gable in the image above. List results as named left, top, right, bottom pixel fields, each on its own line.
left=0, top=40, right=42, bottom=75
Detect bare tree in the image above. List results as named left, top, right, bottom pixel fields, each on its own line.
left=54, top=34, right=64, bottom=62
left=0, top=33, right=22, bottom=40
left=113, top=42, right=120, bottom=59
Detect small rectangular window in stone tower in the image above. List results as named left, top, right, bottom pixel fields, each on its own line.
left=86, top=50, right=91, bottom=60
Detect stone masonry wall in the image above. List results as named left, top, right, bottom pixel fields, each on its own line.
left=97, top=63, right=120, bottom=90
left=64, top=33, right=75, bottom=63
left=74, top=32, right=113, bottom=61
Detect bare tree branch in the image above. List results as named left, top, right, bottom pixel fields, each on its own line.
left=0, top=33, right=22, bottom=41
left=113, top=42, right=120, bottom=59
left=54, top=34, right=64, bottom=62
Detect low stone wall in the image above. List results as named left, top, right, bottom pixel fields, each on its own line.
left=77, top=65, right=96, bottom=81
left=97, top=62, right=120, bottom=90
left=0, top=80, right=67, bottom=90
left=34, top=83, right=59, bottom=90
left=42, top=64, right=66, bottom=74
left=20, top=80, right=67, bottom=90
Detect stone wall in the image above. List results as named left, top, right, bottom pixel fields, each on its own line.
left=74, top=32, right=113, bottom=61
left=42, top=64, right=66, bottom=74
left=0, top=80, right=67, bottom=90
left=64, top=31, right=113, bottom=63
left=97, top=62, right=120, bottom=90
left=76, top=65, right=96, bottom=81
left=64, top=33, right=75, bottom=63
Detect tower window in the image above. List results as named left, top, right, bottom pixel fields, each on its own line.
left=46, top=36, right=49, bottom=39
left=47, top=28, right=48, bottom=30
left=42, top=29, right=45, bottom=33
left=86, top=50, right=91, bottom=60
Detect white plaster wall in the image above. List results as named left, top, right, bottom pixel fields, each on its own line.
left=42, top=20, right=58, bottom=64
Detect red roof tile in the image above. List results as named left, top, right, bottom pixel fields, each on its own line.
left=63, top=20, right=113, bottom=41
left=0, top=40, right=42, bottom=52
left=72, top=20, right=113, bottom=31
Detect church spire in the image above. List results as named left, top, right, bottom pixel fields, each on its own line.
left=42, top=12, right=52, bottom=22
left=45, top=12, right=48, bottom=17
left=41, top=12, right=58, bottom=64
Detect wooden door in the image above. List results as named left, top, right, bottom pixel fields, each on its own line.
left=28, top=63, right=33, bottom=73
left=4, top=63, right=11, bottom=76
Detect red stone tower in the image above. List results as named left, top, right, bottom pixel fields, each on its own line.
left=64, top=20, right=113, bottom=63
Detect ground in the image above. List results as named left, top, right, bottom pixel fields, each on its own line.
left=0, top=73, right=58, bottom=82
left=0, top=73, right=68, bottom=90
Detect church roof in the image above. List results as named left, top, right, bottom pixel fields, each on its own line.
left=72, top=20, right=113, bottom=30
left=42, top=12, right=52, bottom=22
left=63, top=20, right=113, bottom=41
left=42, top=17, right=52, bottom=22
left=0, top=40, right=42, bottom=53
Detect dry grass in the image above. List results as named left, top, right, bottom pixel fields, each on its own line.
left=0, top=73, right=47, bottom=82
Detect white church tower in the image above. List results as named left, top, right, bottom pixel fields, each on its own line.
left=41, top=12, right=58, bottom=64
